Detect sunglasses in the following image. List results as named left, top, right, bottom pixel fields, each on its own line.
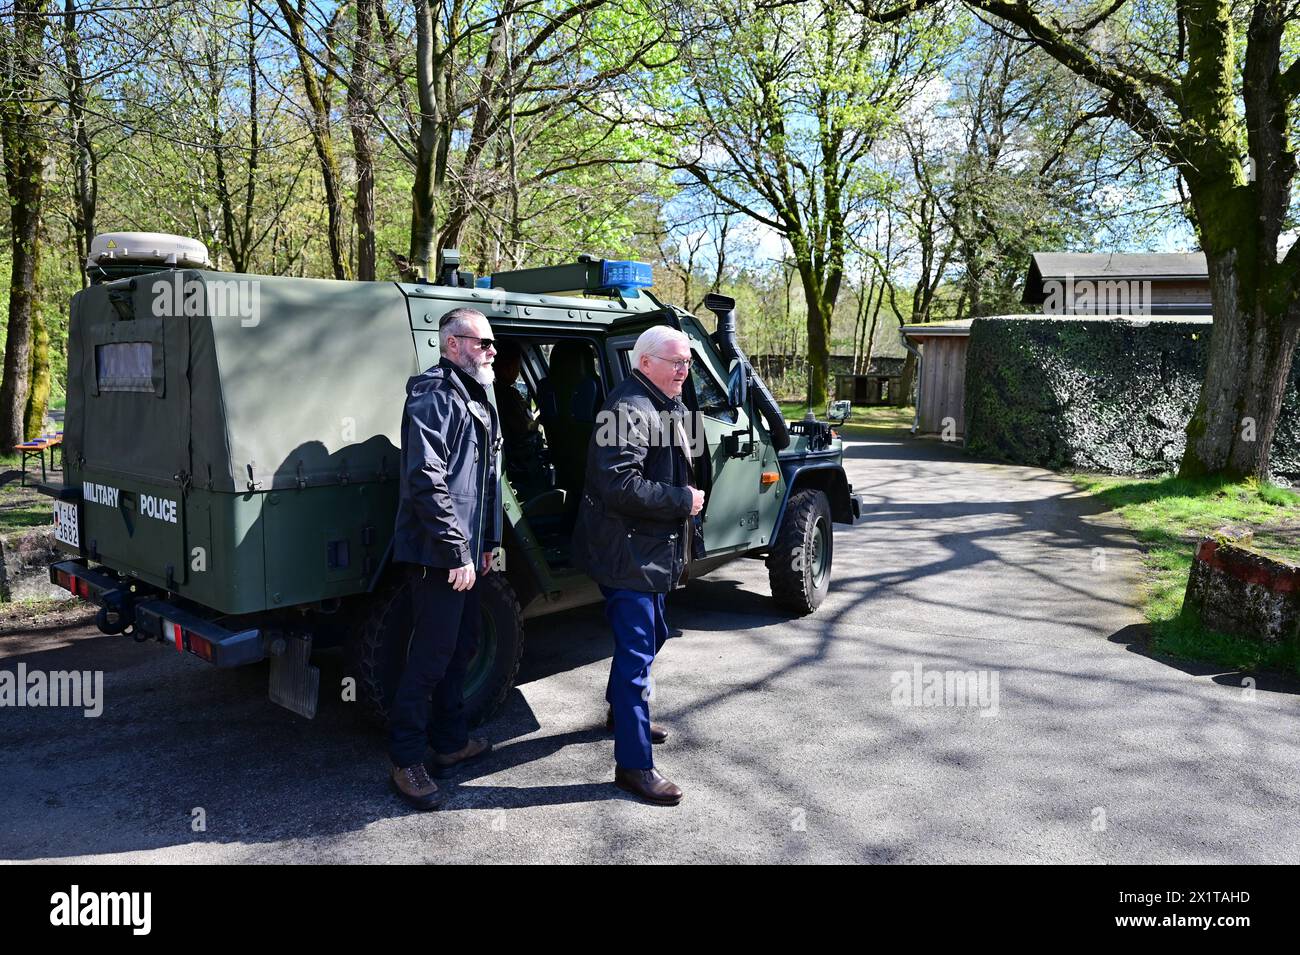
left=451, top=334, right=496, bottom=351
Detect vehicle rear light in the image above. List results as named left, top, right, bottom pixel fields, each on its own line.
left=73, top=577, right=90, bottom=599
left=186, top=634, right=215, bottom=663
left=55, top=569, right=73, bottom=592
left=163, top=618, right=215, bottom=662
left=760, top=471, right=780, bottom=487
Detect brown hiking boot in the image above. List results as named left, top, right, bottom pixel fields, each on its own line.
left=605, top=706, right=668, bottom=744
left=428, top=737, right=493, bottom=779
left=390, top=762, right=442, bottom=811
left=614, top=766, right=683, bottom=806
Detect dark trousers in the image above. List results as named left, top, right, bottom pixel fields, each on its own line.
left=387, top=564, right=479, bottom=768
left=600, top=585, right=669, bottom=770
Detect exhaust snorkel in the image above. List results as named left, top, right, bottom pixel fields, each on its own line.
left=704, top=293, right=791, bottom=451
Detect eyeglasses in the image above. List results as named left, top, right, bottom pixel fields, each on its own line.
left=648, top=354, right=692, bottom=373
left=452, top=335, right=496, bottom=352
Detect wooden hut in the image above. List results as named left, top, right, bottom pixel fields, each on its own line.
left=834, top=357, right=906, bottom=407
left=900, top=322, right=972, bottom=436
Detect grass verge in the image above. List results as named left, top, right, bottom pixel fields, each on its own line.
left=1073, top=473, right=1300, bottom=675
left=779, top=400, right=914, bottom=437
left=0, top=477, right=54, bottom=536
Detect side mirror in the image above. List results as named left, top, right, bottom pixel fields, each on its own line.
left=726, top=360, right=749, bottom=409
left=827, top=400, right=851, bottom=424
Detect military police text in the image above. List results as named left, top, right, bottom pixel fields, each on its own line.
left=83, top=481, right=178, bottom=524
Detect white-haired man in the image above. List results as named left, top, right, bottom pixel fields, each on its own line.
left=389, top=307, right=501, bottom=810
left=572, top=324, right=705, bottom=805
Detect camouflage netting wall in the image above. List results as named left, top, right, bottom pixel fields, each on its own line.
left=964, top=318, right=1300, bottom=479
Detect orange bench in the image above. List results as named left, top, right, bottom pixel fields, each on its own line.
left=13, top=434, right=62, bottom=486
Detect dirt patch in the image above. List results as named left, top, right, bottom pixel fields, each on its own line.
left=0, top=597, right=93, bottom=636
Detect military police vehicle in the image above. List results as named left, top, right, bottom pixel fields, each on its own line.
left=45, top=232, right=862, bottom=725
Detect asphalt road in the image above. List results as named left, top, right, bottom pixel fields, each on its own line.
left=3, top=435, right=1298, bottom=863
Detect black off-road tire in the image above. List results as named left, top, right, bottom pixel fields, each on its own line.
left=767, top=488, right=833, bottom=614
left=344, top=570, right=525, bottom=729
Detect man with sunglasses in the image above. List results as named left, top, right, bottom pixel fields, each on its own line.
left=389, top=307, right=502, bottom=810
left=573, top=324, right=705, bottom=806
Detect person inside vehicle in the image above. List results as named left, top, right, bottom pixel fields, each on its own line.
left=493, top=339, right=549, bottom=500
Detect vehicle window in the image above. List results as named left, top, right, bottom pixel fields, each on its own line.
left=689, top=359, right=727, bottom=408
left=95, top=342, right=155, bottom=393
left=689, top=354, right=737, bottom=424
left=614, top=344, right=632, bottom=377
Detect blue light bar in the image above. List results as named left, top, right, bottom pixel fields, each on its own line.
left=601, top=260, right=653, bottom=290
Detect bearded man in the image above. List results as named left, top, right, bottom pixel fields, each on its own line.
left=388, top=307, right=501, bottom=810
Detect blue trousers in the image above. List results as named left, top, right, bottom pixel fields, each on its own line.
left=388, top=564, right=479, bottom=768
left=600, top=585, right=669, bottom=770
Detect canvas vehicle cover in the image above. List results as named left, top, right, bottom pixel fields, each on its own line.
left=63, top=272, right=418, bottom=603
left=68, top=271, right=418, bottom=495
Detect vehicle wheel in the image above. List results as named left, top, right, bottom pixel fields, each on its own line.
left=344, top=570, right=525, bottom=729
left=767, top=488, right=833, bottom=614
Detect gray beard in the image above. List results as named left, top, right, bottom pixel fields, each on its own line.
left=455, top=353, right=495, bottom=386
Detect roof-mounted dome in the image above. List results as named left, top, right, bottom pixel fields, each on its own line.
left=86, top=232, right=212, bottom=282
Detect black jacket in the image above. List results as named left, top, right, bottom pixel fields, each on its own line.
left=394, top=358, right=501, bottom=569
left=573, top=370, right=703, bottom=592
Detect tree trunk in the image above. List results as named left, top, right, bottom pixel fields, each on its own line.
left=408, top=0, right=446, bottom=280
left=795, top=261, right=832, bottom=407
left=852, top=273, right=871, bottom=374
left=898, top=350, right=917, bottom=409
left=215, top=0, right=261, bottom=275
left=790, top=230, right=843, bottom=408
left=62, top=0, right=95, bottom=287
left=0, top=176, right=42, bottom=447
left=349, top=0, right=377, bottom=280
left=277, top=0, right=350, bottom=280
left=438, top=11, right=513, bottom=259
left=1181, top=246, right=1300, bottom=478
left=24, top=304, right=50, bottom=441
left=0, top=1, right=48, bottom=447
left=864, top=280, right=883, bottom=381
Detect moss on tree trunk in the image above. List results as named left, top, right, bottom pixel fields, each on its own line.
left=23, top=305, right=49, bottom=442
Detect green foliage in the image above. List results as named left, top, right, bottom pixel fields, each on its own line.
left=965, top=318, right=1300, bottom=478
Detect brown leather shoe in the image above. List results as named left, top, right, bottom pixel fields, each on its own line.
left=605, top=706, right=668, bottom=744
left=614, top=766, right=683, bottom=806
left=390, top=762, right=442, bottom=811
left=427, top=737, right=493, bottom=779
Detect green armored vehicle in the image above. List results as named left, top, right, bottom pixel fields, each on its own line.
left=46, top=233, right=861, bottom=724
